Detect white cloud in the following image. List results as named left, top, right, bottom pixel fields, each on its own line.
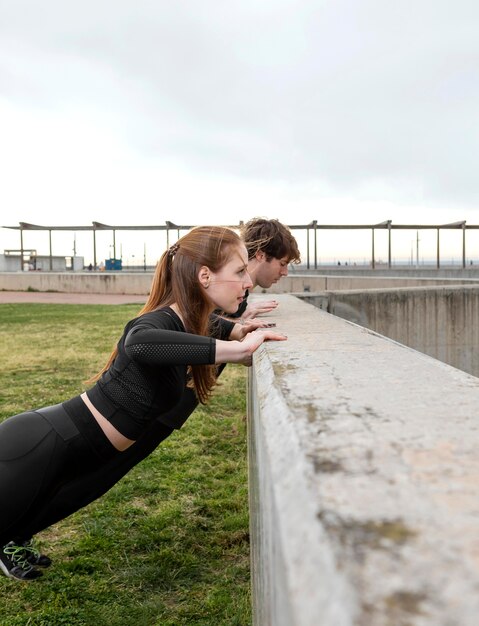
left=1, top=0, right=479, bottom=262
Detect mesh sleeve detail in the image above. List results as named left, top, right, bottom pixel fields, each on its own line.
left=125, top=327, right=216, bottom=365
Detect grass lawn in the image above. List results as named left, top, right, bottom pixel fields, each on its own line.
left=0, top=304, right=251, bottom=626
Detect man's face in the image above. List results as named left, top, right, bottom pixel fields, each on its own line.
left=253, top=253, right=289, bottom=289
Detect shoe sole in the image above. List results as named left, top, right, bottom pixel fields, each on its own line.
left=0, top=560, right=11, bottom=578
left=0, top=559, right=42, bottom=580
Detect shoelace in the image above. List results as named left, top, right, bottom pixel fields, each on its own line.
left=3, top=544, right=34, bottom=571
left=21, top=540, right=41, bottom=560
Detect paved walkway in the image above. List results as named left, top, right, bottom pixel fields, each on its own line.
left=0, top=291, right=147, bottom=305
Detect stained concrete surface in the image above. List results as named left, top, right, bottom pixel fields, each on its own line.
left=248, top=294, right=479, bottom=626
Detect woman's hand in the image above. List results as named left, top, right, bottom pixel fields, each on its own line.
left=239, top=328, right=287, bottom=366
left=215, top=328, right=287, bottom=366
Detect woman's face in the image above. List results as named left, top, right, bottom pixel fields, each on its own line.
left=206, top=244, right=253, bottom=313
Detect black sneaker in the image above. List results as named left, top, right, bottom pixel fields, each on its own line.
left=21, top=539, right=52, bottom=568
left=0, top=542, right=43, bottom=580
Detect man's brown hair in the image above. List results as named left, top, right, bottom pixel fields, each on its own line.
left=241, top=218, right=301, bottom=263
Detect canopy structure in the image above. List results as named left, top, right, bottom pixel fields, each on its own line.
left=2, top=221, right=198, bottom=270
left=301, top=219, right=479, bottom=269
left=2, top=220, right=479, bottom=271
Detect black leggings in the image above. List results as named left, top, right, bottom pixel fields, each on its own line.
left=0, top=399, right=119, bottom=546
left=0, top=378, right=206, bottom=545
left=15, top=394, right=190, bottom=540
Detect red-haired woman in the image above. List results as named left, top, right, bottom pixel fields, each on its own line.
left=0, top=226, right=286, bottom=580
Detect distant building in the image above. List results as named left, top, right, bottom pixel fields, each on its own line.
left=0, top=251, right=84, bottom=272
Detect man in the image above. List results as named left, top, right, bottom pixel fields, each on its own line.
left=233, top=217, right=301, bottom=319
left=6, top=218, right=300, bottom=577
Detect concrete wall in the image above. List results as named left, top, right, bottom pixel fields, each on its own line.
left=1, top=271, right=478, bottom=295
left=262, top=274, right=479, bottom=294
left=301, top=285, right=479, bottom=378
left=300, top=267, right=479, bottom=279
left=248, top=294, right=479, bottom=626
left=0, top=271, right=152, bottom=294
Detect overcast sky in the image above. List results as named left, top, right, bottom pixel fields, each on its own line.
left=1, top=0, right=478, bottom=262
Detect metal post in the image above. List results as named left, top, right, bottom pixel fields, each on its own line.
left=113, top=229, right=116, bottom=260
left=93, top=227, right=97, bottom=269
left=49, top=229, right=53, bottom=271
left=416, top=230, right=419, bottom=268
left=388, top=221, right=392, bottom=268
left=20, top=226, right=24, bottom=271
left=371, top=228, right=375, bottom=269
left=436, top=228, right=440, bottom=269
left=463, top=222, right=466, bottom=268
left=313, top=220, right=318, bottom=269
left=306, top=226, right=310, bottom=269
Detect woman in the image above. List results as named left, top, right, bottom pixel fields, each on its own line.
left=0, top=226, right=286, bottom=581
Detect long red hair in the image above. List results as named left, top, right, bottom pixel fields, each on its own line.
left=88, top=226, right=242, bottom=403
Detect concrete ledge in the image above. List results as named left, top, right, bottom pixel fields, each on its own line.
left=248, top=294, right=479, bottom=626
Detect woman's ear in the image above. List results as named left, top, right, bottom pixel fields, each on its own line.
left=198, top=265, right=211, bottom=289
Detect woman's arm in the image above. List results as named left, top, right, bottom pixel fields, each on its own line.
left=125, top=327, right=216, bottom=365
left=125, top=324, right=286, bottom=368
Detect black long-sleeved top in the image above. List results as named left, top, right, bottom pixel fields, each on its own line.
left=86, top=308, right=234, bottom=439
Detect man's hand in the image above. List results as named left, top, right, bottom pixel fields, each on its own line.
left=230, top=318, right=276, bottom=341
left=241, top=300, right=279, bottom=320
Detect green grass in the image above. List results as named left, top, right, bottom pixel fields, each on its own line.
left=0, top=304, right=251, bottom=626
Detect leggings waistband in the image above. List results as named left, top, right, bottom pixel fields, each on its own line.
left=36, top=403, right=80, bottom=441
left=62, top=395, right=119, bottom=461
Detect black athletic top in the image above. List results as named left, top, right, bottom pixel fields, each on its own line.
left=228, top=290, right=249, bottom=318
left=85, top=308, right=234, bottom=439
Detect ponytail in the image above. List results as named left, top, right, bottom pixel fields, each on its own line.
left=86, top=226, right=242, bottom=403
